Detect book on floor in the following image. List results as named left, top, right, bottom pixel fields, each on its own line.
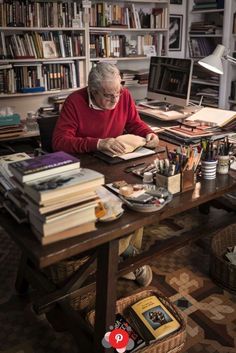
left=114, top=313, right=145, bottom=352
left=127, top=295, right=180, bottom=342
left=8, top=151, right=81, bottom=183
left=24, top=168, right=104, bottom=205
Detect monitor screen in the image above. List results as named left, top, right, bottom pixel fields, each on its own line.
left=146, top=57, right=193, bottom=107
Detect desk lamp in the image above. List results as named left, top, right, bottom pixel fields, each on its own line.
left=198, top=44, right=236, bottom=75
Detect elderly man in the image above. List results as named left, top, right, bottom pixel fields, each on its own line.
left=53, top=62, right=159, bottom=287
left=53, top=62, right=159, bottom=154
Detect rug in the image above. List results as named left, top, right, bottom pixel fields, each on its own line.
left=0, top=206, right=235, bottom=353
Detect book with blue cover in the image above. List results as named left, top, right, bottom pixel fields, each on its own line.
left=8, top=151, right=81, bottom=183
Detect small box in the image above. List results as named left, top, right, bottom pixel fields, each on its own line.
left=181, top=170, right=195, bottom=192
left=156, top=173, right=181, bottom=194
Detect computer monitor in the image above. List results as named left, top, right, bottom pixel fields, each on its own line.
left=146, top=56, right=193, bottom=108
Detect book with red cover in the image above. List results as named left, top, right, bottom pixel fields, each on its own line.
left=8, top=151, right=80, bottom=183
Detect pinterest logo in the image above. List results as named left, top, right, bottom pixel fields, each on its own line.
left=101, top=326, right=135, bottom=352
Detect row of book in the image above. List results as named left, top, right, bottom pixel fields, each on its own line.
left=0, top=151, right=105, bottom=245
left=90, top=33, right=163, bottom=59
left=192, top=0, right=224, bottom=11
left=188, top=37, right=218, bottom=58
left=89, top=3, right=168, bottom=30
left=0, top=1, right=83, bottom=28
left=0, top=32, right=84, bottom=60
left=0, top=60, right=85, bottom=94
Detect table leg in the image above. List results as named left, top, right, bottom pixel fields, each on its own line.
left=15, top=254, right=29, bottom=294
left=94, top=239, right=119, bottom=353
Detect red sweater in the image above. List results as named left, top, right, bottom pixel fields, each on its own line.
left=52, top=87, right=153, bottom=153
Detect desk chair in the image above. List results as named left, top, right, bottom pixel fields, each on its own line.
left=37, top=115, right=59, bottom=153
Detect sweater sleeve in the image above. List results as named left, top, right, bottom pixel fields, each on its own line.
left=123, top=90, right=153, bottom=137
left=52, top=96, right=99, bottom=154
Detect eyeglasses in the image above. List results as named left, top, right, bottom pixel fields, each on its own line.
left=100, top=88, right=123, bottom=101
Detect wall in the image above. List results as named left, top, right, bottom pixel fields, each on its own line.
left=169, top=0, right=187, bottom=58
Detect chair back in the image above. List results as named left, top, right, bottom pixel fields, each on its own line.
left=37, top=115, right=59, bottom=153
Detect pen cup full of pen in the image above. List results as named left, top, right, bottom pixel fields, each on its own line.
left=217, top=155, right=236, bottom=174
left=201, top=160, right=218, bottom=180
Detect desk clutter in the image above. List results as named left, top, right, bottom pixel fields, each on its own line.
left=87, top=288, right=186, bottom=353
left=0, top=137, right=235, bottom=244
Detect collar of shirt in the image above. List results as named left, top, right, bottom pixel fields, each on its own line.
left=87, top=87, right=103, bottom=110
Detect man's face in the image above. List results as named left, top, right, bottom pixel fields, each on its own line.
left=93, top=78, right=123, bottom=110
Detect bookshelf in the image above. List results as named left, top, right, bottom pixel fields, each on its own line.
left=0, top=0, right=170, bottom=118
left=185, top=0, right=234, bottom=109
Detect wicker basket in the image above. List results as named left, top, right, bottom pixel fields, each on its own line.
left=87, top=287, right=186, bottom=353
left=210, top=224, right=236, bottom=292
left=44, top=255, right=96, bottom=310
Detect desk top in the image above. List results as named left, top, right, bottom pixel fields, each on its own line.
left=1, top=151, right=236, bottom=269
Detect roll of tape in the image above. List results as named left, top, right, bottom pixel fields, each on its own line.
left=119, top=185, right=134, bottom=197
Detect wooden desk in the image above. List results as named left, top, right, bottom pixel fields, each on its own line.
left=1, top=152, right=236, bottom=353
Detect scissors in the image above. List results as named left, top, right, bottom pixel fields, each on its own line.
left=124, top=162, right=146, bottom=173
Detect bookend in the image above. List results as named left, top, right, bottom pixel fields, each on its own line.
left=87, top=287, right=186, bottom=353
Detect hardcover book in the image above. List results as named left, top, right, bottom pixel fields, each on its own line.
left=32, top=221, right=96, bottom=245
left=114, top=314, right=145, bottom=352
left=28, top=201, right=97, bottom=236
left=24, top=168, right=104, bottom=205
left=8, top=151, right=81, bottom=183
left=128, top=295, right=180, bottom=342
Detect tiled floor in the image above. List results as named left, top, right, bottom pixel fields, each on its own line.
left=0, top=207, right=235, bottom=353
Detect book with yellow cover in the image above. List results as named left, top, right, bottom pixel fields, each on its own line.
left=128, top=295, right=180, bottom=342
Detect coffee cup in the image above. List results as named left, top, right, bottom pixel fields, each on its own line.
left=217, top=155, right=236, bottom=174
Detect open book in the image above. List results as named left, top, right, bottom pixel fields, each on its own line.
left=186, top=107, right=236, bottom=128
left=102, top=134, right=155, bottom=160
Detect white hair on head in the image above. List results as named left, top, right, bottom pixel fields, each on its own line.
left=88, top=62, right=121, bottom=92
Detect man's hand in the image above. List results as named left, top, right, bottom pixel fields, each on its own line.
left=97, top=138, right=126, bottom=155
left=145, top=133, right=159, bottom=149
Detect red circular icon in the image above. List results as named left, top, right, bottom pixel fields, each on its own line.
left=108, top=328, right=129, bottom=349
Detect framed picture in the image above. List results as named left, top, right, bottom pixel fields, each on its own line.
left=170, top=0, right=183, bottom=4
left=42, top=41, right=58, bottom=59
left=169, top=15, right=183, bottom=51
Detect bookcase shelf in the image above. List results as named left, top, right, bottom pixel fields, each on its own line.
left=0, top=0, right=169, bottom=118
left=186, top=0, right=234, bottom=109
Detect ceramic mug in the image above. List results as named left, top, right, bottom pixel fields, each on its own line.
left=217, top=155, right=236, bottom=175
left=201, top=160, right=218, bottom=180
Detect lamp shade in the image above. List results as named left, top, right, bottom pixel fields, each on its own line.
left=198, top=44, right=225, bottom=75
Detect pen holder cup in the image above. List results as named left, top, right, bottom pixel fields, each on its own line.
left=201, top=160, right=218, bottom=180
left=181, top=170, right=195, bottom=192
left=156, top=173, right=181, bottom=194
left=217, top=155, right=236, bottom=175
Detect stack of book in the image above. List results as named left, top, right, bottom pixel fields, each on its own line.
left=0, top=112, right=25, bottom=140
left=7, top=151, right=104, bottom=244
left=0, top=152, right=31, bottom=222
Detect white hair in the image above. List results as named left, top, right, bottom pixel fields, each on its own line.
left=88, top=62, right=121, bottom=92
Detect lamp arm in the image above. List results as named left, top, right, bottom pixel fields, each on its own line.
left=225, top=54, right=236, bottom=64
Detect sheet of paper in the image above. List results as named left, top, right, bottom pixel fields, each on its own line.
left=102, top=147, right=155, bottom=160
left=119, top=147, right=155, bottom=160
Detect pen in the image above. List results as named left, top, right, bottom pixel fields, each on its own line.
left=124, top=162, right=146, bottom=173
